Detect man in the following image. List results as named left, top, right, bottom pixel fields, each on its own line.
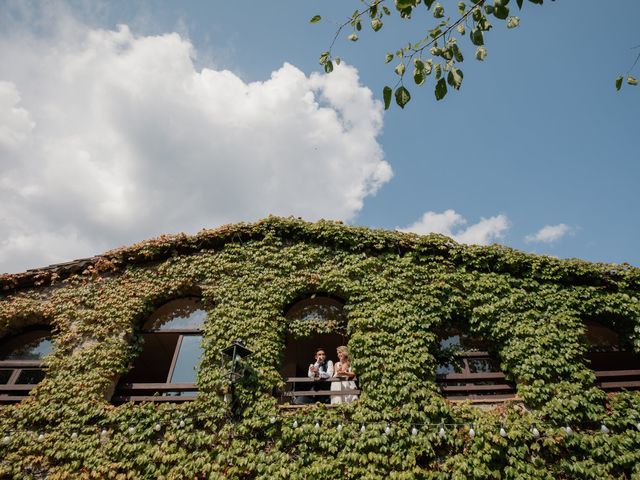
left=293, top=348, right=334, bottom=404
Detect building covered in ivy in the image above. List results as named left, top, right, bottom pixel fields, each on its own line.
left=1, top=216, right=639, bottom=479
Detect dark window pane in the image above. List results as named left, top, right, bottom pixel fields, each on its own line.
left=468, top=358, right=500, bottom=373
left=144, top=298, right=206, bottom=331
left=16, top=369, right=46, bottom=385
left=585, top=321, right=621, bottom=350
left=0, top=370, right=12, bottom=384
left=0, top=330, right=52, bottom=360
left=119, top=333, right=180, bottom=383
left=170, top=335, right=203, bottom=383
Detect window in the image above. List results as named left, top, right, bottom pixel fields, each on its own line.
left=435, top=328, right=515, bottom=402
left=280, top=295, right=359, bottom=405
left=585, top=320, right=640, bottom=392
left=112, top=297, right=206, bottom=403
left=0, top=328, right=52, bottom=403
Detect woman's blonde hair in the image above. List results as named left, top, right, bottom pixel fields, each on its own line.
left=336, top=345, right=350, bottom=360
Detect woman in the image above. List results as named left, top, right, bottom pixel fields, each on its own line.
left=330, top=345, right=358, bottom=404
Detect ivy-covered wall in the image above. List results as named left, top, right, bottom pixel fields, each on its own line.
left=1, top=217, right=639, bottom=479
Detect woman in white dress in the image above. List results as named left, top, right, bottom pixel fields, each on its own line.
left=330, top=345, right=358, bottom=404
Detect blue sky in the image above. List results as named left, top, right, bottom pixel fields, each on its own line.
left=0, top=0, right=638, bottom=273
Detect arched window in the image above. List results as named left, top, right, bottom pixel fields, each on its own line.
left=435, top=327, right=516, bottom=402
left=585, top=320, right=640, bottom=392
left=280, top=295, right=359, bottom=405
left=112, top=297, right=206, bottom=403
left=0, top=328, right=52, bottom=403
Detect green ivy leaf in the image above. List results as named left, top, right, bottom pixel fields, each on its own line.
left=435, top=77, right=448, bottom=100
left=395, top=86, right=411, bottom=108
left=324, top=60, right=334, bottom=74
left=615, top=76, right=623, bottom=91
left=507, top=16, right=520, bottom=28
left=471, top=28, right=484, bottom=46
left=309, top=15, right=322, bottom=24
left=494, top=5, right=510, bottom=19
left=383, top=86, right=393, bottom=110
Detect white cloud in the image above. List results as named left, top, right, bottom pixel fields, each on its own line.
left=0, top=12, right=391, bottom=273
left=525, top=224, right=571, bottom=243
left=400, top=210, right=509, bottom=245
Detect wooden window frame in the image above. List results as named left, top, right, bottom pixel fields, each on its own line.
left=112, top=300, right=205, bottom=404
left=0, top=329, right=51, bottom=404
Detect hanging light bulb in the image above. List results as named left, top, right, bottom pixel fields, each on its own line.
left=2, top=435, right=10, bottom=445
left=636, top=421, right=640, bottom=431
left=100, top=429, right=108, bottom=438
left=337, top=423, right=343, bottom=432
left=269, top=416, right=276, bottom=424
left=71, top=432, right=78, bottom=440
left=438, top=426, right=446, bottom=439
left=384, top=424, right=391, bottom=435
left=469, top=427, right=475, bottom=439
left=499, top=427, right=507, bottom=438
left=154, top=423, right=161, bottom=432
left=411, top=426, right=418, bottom=437
left=360, top=424, right=366, bottom=433
left=179, top=420, right=186, bottom=428
left=532, top=426, right=540, bottom=438
left=128, top=426, right=136, bottom=434
left=37, top=433, right=45, bottom=442
left=563, top=426, right=573, bottom=437
left=292, top=420, right=298, bottom=429
left=314, top=422, right=321, bottom=430
left=600, top=424, right=610, bottom=434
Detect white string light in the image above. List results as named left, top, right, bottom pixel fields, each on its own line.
left=532, top=427, right=540, bottom=438
left=179, top=420, right=186, bottom=428
left=438, top=426, right=446, bottom=439
left=315, top=422, right=321, bottom=430
left=269, top=416, right=276, bottom=424
left=469, top=427, right=475, bottom=439
left=71, top=432, right=78, bottom=440
left=411, top=426, right=418, bottom=436
left=337, top=423, right=343, bottom=432
left=128, top=426, right=136, bottom=434
left=600, top=424, right=610, bottom=434
left=154, top=423, right=162, bottom=432
left=2, top=435, right=10, bottom=445
left=360, top=424, right=366, bottom=433
left=384, top=424, right=391, bottom=435
left=37, top=433, right=44, bottom=442
left=499, top=427, right=507, bottom=438
left=563, top=426, right=573, bottom=437
left=292, top=420, right=298, bottom=429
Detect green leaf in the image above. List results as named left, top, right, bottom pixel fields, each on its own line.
left=475, top=46, right=488, bottom=61
left=456, top=24, right=466, bottom=35
left=395, top=62, right=406, bottom=76
left=347, top=33, right=359, bottom=42
left=309, top=15, right=322, bottom=24
left=383, top=86, right=393, bottom=110
left=424, top=0, right=436, bottom=8
left=413, top=58, right=425, bottom=70
left=371, top=18, right=383, bottom=31
left=385, top=53, right=394, bottom=63
left=433, top=2, right=445, bottom=18
left=383, top=6, right=391, bottom=15
left=628, top=75, right=638, bottom=86
left=458, top=2, right=466, bottom=14
left=413, top=68, right=425, bottom=85
left=396, top=0, right=416, bottom=9
left=447, top=67, right=464, bottom=89
left=507, top=16, right=520, bottom=28
left=395, top=86, right=411, bottom=108
left=324, top=61, right=334, bottom=74
left=470, top=28, right=484, bottom=46
left=435, top=77, right=448, bottom=100
left=318, top=51, right=330, bottom=65
left=615, top=76, right=623, bottom=91
left=494, top=5, right=509, bottom=19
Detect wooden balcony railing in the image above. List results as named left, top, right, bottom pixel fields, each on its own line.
left=436, top=351, right=517, bottom=402
left=280, top=377, right=360, bottom=406
left=594, top=369, right=640, bottom=391
left=111, top=383, right=197, bottom=403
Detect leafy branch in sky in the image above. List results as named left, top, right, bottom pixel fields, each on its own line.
left=312, top=0, right=635, bottom=109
